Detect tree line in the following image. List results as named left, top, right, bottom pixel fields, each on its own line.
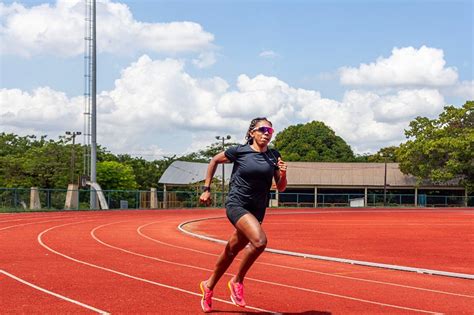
left=1, top=101, right=471, bottom=192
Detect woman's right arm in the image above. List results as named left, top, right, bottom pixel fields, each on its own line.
left=200, top=151, right=230, bottom=205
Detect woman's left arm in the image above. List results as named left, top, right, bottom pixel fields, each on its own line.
left=274, top=157, right=287, bottom=192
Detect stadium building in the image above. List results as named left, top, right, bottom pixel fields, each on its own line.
left=159, top=161, right=471, bottom=208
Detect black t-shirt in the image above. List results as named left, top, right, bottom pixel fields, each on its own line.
left=224, top=144, right=281, bottom=210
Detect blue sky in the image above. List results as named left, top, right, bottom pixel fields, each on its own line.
left=1, top=0, right=473, bottom=158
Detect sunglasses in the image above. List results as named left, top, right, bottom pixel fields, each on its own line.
left=252, top=126, right=274, bottom=135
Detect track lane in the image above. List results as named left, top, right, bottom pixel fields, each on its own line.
left=139, top=220, right=474, bottom=299
left=1, top=214, right=219, bottom=314
left=142, top=214, right=474, bottom=297
left=90, top=218, right=461, bottom=314
left=136, top=218, right=473, bottom=314
left=94, top=220, right=438, bottom=313
left=2, top=210, right=473, bottom=314
left=0, top=270, right=108, bottom=314
left=191, top=209, right=474, bottom=274
left=1, top=216, right=122, bottom=313
left=38, top=218, right=273, bottom=313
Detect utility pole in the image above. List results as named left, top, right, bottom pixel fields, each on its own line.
left=215, top=135, right=231, bottom=206
left=379, top=152, right=388, bottom=207
left=384, top=157, right=387, bottom=207
left=65, top=131, right=81, bottom=184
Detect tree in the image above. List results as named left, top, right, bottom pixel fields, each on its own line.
left=0, top=134, right=78, bottom=188
left=0, top=133, right=47, bottom=157
left=397, top=101, right=474, bottom=192
left=22, top=140, right=71, bottom=188
left=273, top=121, right=355, bottom=161
left=179, top=141, right=240, bottom=162
left=96, top=161, right=138, bottom=190
left=116, top=154, right=172, bottom=190
left=366, top=146, right=400, bottom=163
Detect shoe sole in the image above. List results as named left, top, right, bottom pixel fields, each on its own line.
left=228, top=280, right=246, bottom=308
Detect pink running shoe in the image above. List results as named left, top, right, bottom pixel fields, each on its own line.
left=228, top=278, right=246, bottom=307
left=200, top=281, right=213, bottom=312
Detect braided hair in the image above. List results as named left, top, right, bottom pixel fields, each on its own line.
left=245, top=117, right=272, bottom=145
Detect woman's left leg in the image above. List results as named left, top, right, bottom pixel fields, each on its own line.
left=206, top=228, right=249, bottom=289
left=227, top=213, right=266, bottom=307
left=233, top=213, right=267, bottom=283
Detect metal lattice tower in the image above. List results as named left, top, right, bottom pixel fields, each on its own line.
left=83, top=0, right=97, bottom=208
left=83, top=0, right=92, bottom=178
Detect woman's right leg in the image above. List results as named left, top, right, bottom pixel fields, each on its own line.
left=206, top=228, right=249, bottom=290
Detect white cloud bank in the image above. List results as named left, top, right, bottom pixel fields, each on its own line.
left=339, top=46, right=458, bottom=87
left=0, top=87, right=83, bottom=132
left=0, top=0, right=215, bottom=58
left=449, top=80, right=474, bottom=99
left=1, top=52, right=455, bottom=157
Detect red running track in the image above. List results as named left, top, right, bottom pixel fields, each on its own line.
left=190, top=208, right=474, bottom=274
left=1, top=208, right=473, bottom=314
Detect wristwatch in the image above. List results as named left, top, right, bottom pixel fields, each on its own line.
left=201, top=186, right=211, bottom=192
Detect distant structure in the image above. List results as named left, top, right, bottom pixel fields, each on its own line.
left=159, top=161, right=471, bottom=207
left=83, top=0, right=98, bottom=208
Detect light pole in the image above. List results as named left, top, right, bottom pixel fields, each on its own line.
left=216, top=135, right=231, bottom=206
left=379, top=153, right=387, bottom=207
left=66, top=131, right=81, bottom=184
left=383, top=158, right=387, bottom=207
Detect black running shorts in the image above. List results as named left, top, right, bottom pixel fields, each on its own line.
left=226, top=204, right=266, bottom=226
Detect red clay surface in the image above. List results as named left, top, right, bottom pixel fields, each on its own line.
left=1, top=208, right=473, bottom=314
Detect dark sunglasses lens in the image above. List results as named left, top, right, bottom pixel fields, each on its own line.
left=258, top=126, right=274, bottom=134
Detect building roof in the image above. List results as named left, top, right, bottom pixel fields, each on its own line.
left=159, top=161, right=460, bottom=188
left=286, top=162, right=416, bottom=187
left=158, top=160, right=233, bottom=185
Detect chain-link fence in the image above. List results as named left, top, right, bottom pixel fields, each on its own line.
left=1, top=187, right=472, bottom=212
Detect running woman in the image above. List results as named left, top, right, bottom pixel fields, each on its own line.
left=198, top=117, right=287, bottom=312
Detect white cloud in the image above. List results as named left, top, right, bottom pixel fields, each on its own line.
left=296, top=88, right=445, bottom=153
left=0, top=55, right=455, bottom=157
left=0, top=0, right=215, bottom=58
left=0, top=87, right=83, bottom=132
left=372, top=89, right=445, bottom=123
left=259, top=50, right=279, bottom=58
left=217, top=74, right=296, bottom=121
left=192, top=51, right=217, bottom=69
left=449, top=80, right=474, bottom=100
left=339, top=46, right=458, bottom=87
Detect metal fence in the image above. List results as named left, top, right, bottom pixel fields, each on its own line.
left=275, top=192, right=472, bottom=208
left=1, top=188, right=472, bottom=212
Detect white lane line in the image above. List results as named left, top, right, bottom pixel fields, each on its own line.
left=0, top=219, right=69, bottom=231
left=0, top=269, right=109, bottom=314
left=0, top=215, right=102, bottom=231
left=93, top=221, right=440, bottom=314
left=0, top=214, right=69, bottom=224
left=137, top=221, right=474, bottom=299
left=38, top=221, right=274, bottom=314
left=0, top=218, right=40, bottom=223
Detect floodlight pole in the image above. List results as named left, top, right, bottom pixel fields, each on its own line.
left=383, top=157, right=387, bottom=207
left=66, top=131, right=81, bottom=184
left=216, top=135, right=231, bottom=207
left=379, top=152, right=388, bottom=207
left=90, top=0, right=97, bottom=209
